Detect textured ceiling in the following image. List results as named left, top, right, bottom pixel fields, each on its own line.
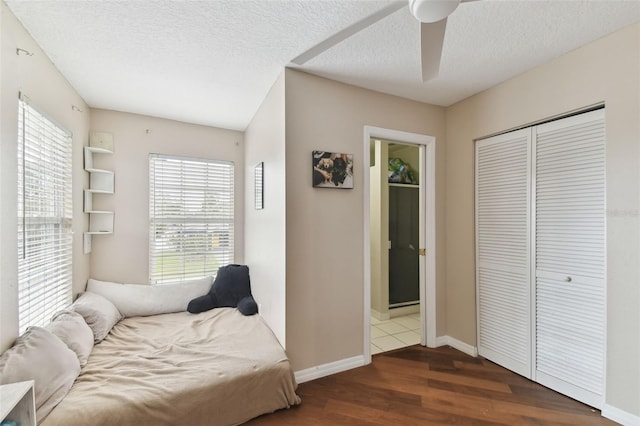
left=6, top=0, right=640, bottom=131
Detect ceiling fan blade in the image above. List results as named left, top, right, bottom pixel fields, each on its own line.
left=291, top=1, right=405, bottom=66
left=420, top=18, right=447, bottom=81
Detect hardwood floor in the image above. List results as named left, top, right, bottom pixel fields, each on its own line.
left=248, top=345, right=615, bottom=425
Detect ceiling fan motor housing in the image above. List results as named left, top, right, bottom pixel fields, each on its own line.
left=409, top=0, right=461, bottom=23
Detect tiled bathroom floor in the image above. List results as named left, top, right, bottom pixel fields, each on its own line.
left=371, top=313, right=421, bottom=354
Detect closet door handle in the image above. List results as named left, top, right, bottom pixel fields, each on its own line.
left=564, top=276, right=572, bottom=283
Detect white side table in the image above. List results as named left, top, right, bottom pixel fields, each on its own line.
left=0, top=381, right=36, bottom=426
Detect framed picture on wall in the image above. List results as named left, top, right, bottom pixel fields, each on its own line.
left=312, top=151, right=354, bottom=189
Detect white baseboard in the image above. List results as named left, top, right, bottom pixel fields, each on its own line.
left=434, top=335, right=478, bottom=358
left=389, top=304, right=420, bottom=317
left=602, top=403, right=640, bottom=425
left=435, top=335, right=448, bottom=347
left=294, top=355, right=366, bottom=384
left=371, top=309, right=390, bottom=321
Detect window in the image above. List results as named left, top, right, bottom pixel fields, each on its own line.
left=17, top=94, right=73, bottom=333
left=149, top=154, right=234, bottom=284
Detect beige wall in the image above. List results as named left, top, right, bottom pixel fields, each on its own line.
left=89, top=109, right=244, bottom=284
left=1, top=3, right=90, bottom=351
left=445, top=23, right=640, bottom=416
left=284, top=69, right=446, bottom=370
left=243, top=73, right=287, bottom=345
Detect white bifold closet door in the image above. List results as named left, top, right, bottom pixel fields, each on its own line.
left=476, top=129, right=532, bottom=379
left=476, top=108, right=605, bottom=409
left=534, top=109, right=605, bottom=408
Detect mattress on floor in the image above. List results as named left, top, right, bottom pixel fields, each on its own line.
left=42, top=308, right=300, bottom=426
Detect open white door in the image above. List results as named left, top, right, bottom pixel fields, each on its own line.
left=363, top=126, right=436, bottom=363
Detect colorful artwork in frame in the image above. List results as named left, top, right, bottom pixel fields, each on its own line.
left=312, top=151, right=354, bottom=189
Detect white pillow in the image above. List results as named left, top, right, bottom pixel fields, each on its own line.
left=71, top=292, right=123, bottom=343
left=0, top=326, right=80, bottom=422
left=87, top=275, right=213, bottom=318
left=47, top=310, right=94, bottom=367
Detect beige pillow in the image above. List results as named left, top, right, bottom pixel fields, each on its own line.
left=47, top=311, right=94, bottom=367
left=87, top=275, right=213, bottom=318
left=71, top=292, right=123, bottom=343
left=0, top=326, right=80, bottom=422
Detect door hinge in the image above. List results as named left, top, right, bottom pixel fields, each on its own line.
left=418, top=248, right=426, bottom=256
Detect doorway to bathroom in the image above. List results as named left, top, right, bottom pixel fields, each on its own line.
left=363, top=126, right=436, bottom=361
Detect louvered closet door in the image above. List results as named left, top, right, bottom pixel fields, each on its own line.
left=476, top=129, right=531, bottom=378
left=534, top=109, right=605, bottom=408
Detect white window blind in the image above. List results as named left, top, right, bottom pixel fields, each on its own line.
left=149, top=154, right=234, bottom=284
left=17, top=94, right=73, bottom=333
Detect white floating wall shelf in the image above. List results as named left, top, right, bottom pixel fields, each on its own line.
left=83, top=135, right=114, bottom=254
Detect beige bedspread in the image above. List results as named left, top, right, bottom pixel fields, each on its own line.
left=42, top=308, right=300, bottom=426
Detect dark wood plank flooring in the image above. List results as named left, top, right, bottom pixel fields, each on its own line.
left=248, top=345, right=615, bottom=425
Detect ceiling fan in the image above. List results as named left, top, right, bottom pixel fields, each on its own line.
left=291, top=0, right=474, bottom=81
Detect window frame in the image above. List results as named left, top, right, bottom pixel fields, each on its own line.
left=148, top=153, right=235, bottom=284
